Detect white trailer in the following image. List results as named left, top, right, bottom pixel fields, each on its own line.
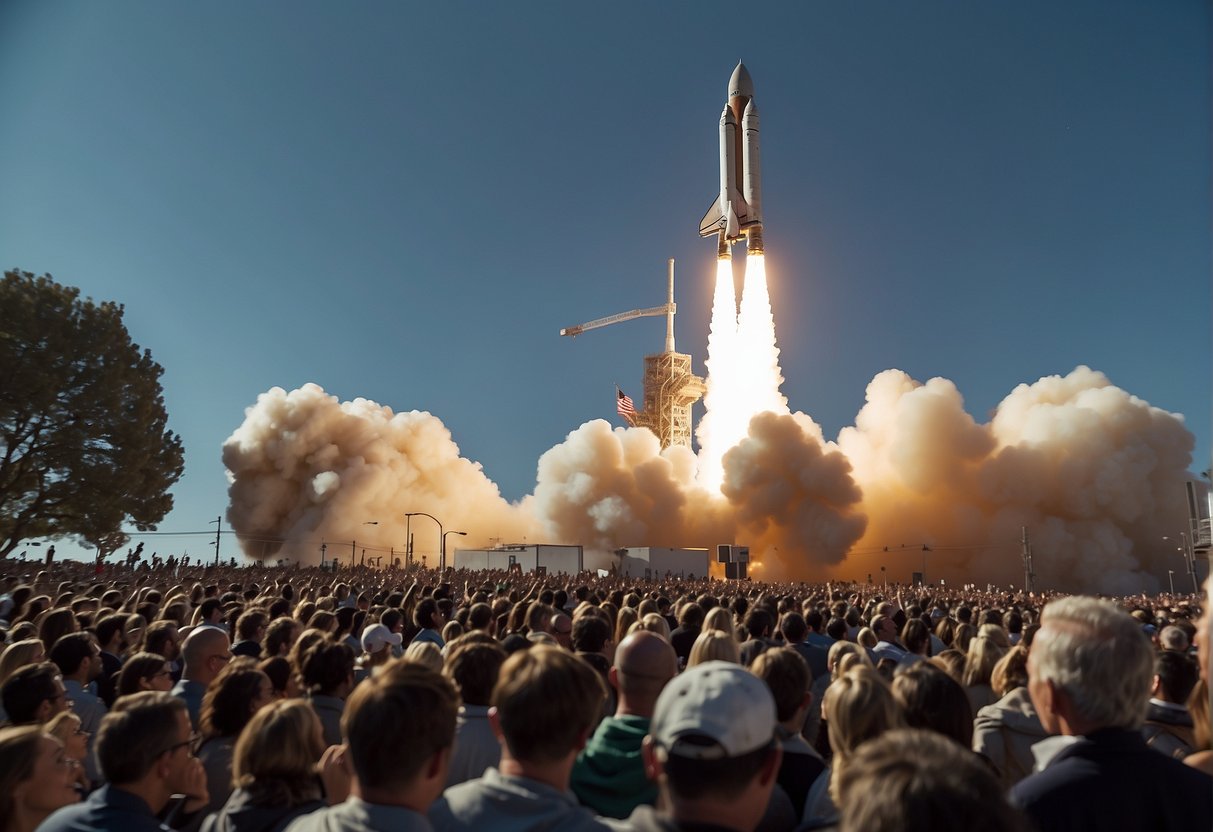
left=610, top=547, right=710, bottom=580
left=452, top=544, right=584, bottom=575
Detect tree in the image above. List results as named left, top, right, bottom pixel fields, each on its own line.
left=0, top=270, right=184, bottom=558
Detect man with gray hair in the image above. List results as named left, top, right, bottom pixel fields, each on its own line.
left=1010, top=596, right=1211, bottom=832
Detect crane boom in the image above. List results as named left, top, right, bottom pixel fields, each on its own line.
left=560, top=303, right=674, bottom=338
left=560, top=259, right=679, bottom=348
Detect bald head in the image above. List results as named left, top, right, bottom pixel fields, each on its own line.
left=181, top=625, right=231, bottom=684
left=611, top=630, right=678, bottom=718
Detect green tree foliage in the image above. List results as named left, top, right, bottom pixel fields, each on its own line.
left=0, top=270, right=184, bottom=558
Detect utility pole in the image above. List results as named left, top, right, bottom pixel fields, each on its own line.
left=320, top=541, right=327, bottom=568
left=1021, top=526, right=1035, bottom=593
left=210, top=516, right=222, bottom=566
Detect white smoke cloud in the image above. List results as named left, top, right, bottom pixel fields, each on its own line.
left=222, top=371, right=1194, bottom=592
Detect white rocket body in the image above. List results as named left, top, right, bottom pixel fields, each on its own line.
left=699, top=61, right=764, bottom=255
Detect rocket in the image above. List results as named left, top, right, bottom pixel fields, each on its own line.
left=699, top=61, right=763, bottom=258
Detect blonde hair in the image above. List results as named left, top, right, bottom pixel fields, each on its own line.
left=703, top=606, right=735, bottom=639
left=404, top=641, right=443, bottom=673
left=0, top=638, right=46, bottom=685
left=615, top=607, right=639, bottom=646
left=824, top=666, right=901, bottom=801
left=631, top=613, right=671, bottom=641
left=232, top=700, right=324, bottom=805
left=856, top=627, right=878, bottom=650
left=962, top=634, right=1007, bottom=688
left=828, top=640, right=870, bottom=680
left=45, top=710, right=82, bottom=746
left=688, top=629, right=740, bottom=667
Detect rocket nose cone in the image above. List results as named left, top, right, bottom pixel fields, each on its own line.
left=728, top=61, right=754, bottom=100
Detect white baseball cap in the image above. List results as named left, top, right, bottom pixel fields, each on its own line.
left=361, top=623, right=402, bottom=654
left=650, top=661, right=776, bottom=760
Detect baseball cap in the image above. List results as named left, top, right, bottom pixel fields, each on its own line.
left=361, top=623, right=402, bottom=653
left=650, top=661, right=776, bottom=760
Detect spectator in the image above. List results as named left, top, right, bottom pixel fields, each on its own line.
left=202, top=701, right=338, bottom=832
left=779, top=612, right=828, bottom=681
left=45, top=711, right=91, bottom=793
left=899, top=619, right=930, bottom=663
left=49, top=633, right=107, bottom=782
left=0, top=725, right=81, bottom=832
left=286, top=663, right=456, bottom=832
left=551, top=612, right=574, bottom=650
left=174, top=626, right=233, bottom=729
left=750, top=647, right=825, bottom=821
left=358, top=623, right=401, bottom=677
left=258, top=656, right=302, bottom=700
left=431, top=645, right=609, bottom=832
left=443, top=640, right=506, bottom=787
left=835, top=729, right=1027, bottom=832
left=1, top=662, right=69, bottom=725
left=404, top=641, right=444, bottom=673
left=117, top=652, right=175, bottom=697
left=624, top=661, right=782, bottom=832
left=1158, top=624, right=1190, bottom=653
left=38, top=608, right=79, bottom=656
left=1009, top=597, right=1213, bottom=831
left=263, top=617, right=300, bottom=659
left=890, top=662, right=973, bottom=747
left=38, top=692, right=208, bottom=832
left=1142, top=649, right=1199, bottom=758
left=669, top=603, right=704, bottom=664
left=687, top=629, right=739, bottom=667
left=869, top=615, right=907, bottom=664
left=962, top=633, right=1005, bottom=713
left=972, top=647, right=1046, bottom=789
left=196, top=659, right=276, bottom=819
left=412, top=599, right=446, bottom=648
left=0, top=639, right=47, bottom=687
left=571, top=631, right=678, bottom=819
left=231, top=611, right=268, bottom=659
left=302, top=640, right=355, bottom=747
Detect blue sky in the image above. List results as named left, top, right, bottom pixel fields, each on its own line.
left=1, top=1, right=1208, bottom=562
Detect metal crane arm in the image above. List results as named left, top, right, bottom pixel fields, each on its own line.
left=560, top=303, right=675, bottom=338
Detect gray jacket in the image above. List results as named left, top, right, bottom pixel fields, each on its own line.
left=973, top=687, right=1049, bottom=789
left=431, top=768, right=611, bottom=832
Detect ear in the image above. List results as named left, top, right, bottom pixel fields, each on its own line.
left=607, top=666, right=620, bottom=693
left=488, top=706, right=505, bottom=742
left=1150, top=674, right=1163, bottom=697
left=640, top=736, right=663, bottom=784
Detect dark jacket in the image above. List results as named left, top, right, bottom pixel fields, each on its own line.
left=1009, top=727, right=1213, bottom=832
left=202, top=789, right=325, bottom=832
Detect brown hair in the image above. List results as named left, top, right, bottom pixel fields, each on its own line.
left=96, top=691, right=186, bottom=784
left=0, top=725, right=50, bottom=829
left=232, top=700, right=325, bottom=805
left=444, top=641, right=506, bottom=707
left=492, top=646, right=605, bottom=763
left=117, top=652, right=170, bottom=697
left=343, top=662, right=458, bottom=791
left=200, top=658, right=267, bottom=740
left=750, top=647, right=810, bottom=723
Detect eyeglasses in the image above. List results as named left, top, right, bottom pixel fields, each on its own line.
left=162, top=733, right=199, bottom=757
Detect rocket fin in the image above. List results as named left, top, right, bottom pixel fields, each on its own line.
left=699, top=199, right=726, bottom=237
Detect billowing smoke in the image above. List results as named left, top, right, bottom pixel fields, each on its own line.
left=223, top=288, right=1195, bottom=592
left=221, top=384, right=538, bottom=565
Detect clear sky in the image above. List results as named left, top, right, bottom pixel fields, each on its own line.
left=1, top=1, right=1209, bottom=562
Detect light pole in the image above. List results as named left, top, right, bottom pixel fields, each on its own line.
left=320, top=541, right=327, bottom=568
left=209, top=516, right=222, bottom=566
left=443, top=530, right=468, bottom=574
left=406, top=512, right=442, bottom=571
left=354, top=521, right=378, bottom=567
left=1168, top=570, right=1175, bottom=594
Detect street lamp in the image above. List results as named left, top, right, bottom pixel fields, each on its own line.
left=1168, top=570, right=1175, bottom=594
left=354, top=521, right=378, bottom=567
left=406, top=512, right=442, bottom=571
left=443, top=531, right=468, bottom=573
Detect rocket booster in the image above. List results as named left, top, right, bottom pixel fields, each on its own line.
left=699, top=61, right=763, bottom=257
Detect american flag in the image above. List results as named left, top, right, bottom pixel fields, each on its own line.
left=616, top=387, right=636, bottom=424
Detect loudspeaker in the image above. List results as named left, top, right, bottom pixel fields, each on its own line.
left=717, top=544, right=732, bottom=564
left=735, top=546, right=750, bottom=563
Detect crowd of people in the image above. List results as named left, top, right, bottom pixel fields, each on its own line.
left=0, top=558, right=1210, bottom=832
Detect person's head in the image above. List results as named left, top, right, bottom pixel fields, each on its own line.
left=643, top=661, right=780, bottom=830
left=891, top=663, right=973, bottom=747
left=199, top=658, right=273, bottom=740
left=37, top=608, right=78, bottom=655
left=688, top=629, right=740, bottom=667
left=901, top=619, right=930, bottom=656
left=961, top=634, right=1006, bottom=688
left=1, top=662, right=68, bottom=724
left=180, top=625, right=232, bottom=685
left=258, top=656, right=302, bottom=699
left=360, top=624, right=402, bottom=664
left=231, top=700, right=326, bottom=806
left=779, top=612, right=808, bottom=645
left=550, top=612, right=573, bottom=649
left=301, top=641, right=355, bottom=698
left=677, top=603, right=705, bottom=630
left=836, top=729, right=1028, bottom=832
left=0, top=639, right=47, bottom=686
left=444, top=641, right=506, bottom=708
left=234, top=609, right=269, bottom=645
left=990, top=646, right=1029, bottom=698
left=1028, top=596, right=1154, bottom=735
left=1153, top=650, right=1198, bottom=705
left=49, top=632, right=100, bottom=683
left=750, top=647, right=812, bottom=730
left=824, top=666, right=901, bottom=799
left=198, top=598, right=224, bottom=626
left=45, top=709, right=88, bottom=767
left=413, top=598, right=442, bottom=631
left=0, top=726, right=79, bottom=831
left=1158, top=624, right=1190, bottom=652
left=491, top=646, right=605, bottom=766
left=143, top=620, right=180, bottom=661
left=571, top=614, right=611, bottom=655
left=96, top=692, right=194, bottom=810
left=404, top=641, right=444, bottom=672
left=343, top=662, right=458, bottom=808
left=117, top=652, right=174, bottom=696
left=611, top=631, right=678, bottom=718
